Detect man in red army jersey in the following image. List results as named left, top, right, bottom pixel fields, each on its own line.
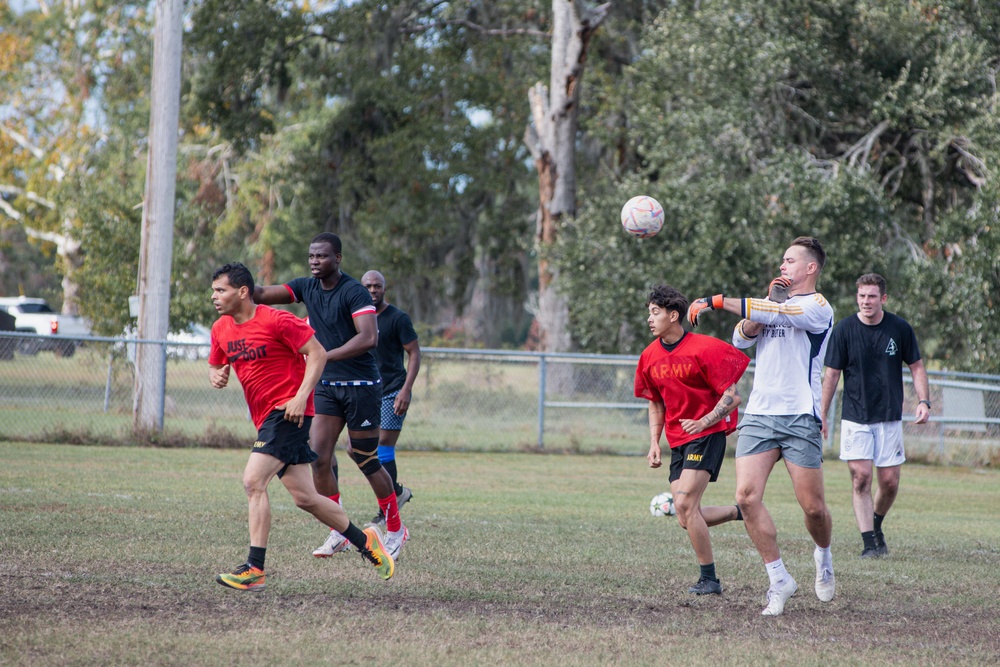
left=634, top=285, right=750, bottom=596
left=208, top=263, right=393, bottom=590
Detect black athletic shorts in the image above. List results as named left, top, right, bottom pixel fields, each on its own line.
left=668, top=431, right=727, bottom=483
left=314, top=382, right=382, bottom=431
left=253, top=410, right=317, bottom=478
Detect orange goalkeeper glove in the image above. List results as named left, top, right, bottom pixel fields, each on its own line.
left=768, top=276, right=792, bottom=303
left=687, top=294, right=724, bottom=327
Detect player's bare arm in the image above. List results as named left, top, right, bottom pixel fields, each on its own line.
left=252, top=284, right=294, bottom=305
left=324, top=310, right=378, bottom=362
left=394, top=338, right=422, bottom=415
left=738, top=319, right=764, bottom=337
left=680, top=383, right=741, bottom=435
left=275, top=336, right=326, bottom=427
left=647, top=399, right=666, bottom=468
left=209, top=363, right=230, bottom=389
left=909, top=359, right=931, bottom=425
left=820, top=367, right=842, bottom=440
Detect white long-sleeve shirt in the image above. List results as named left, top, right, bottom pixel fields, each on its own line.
left=732, top=293, right=834, bottom=419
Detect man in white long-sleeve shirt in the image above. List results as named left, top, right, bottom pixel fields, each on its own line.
left=687, top=236, right=836, bottom=617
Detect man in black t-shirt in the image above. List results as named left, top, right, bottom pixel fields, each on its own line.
left=361, top=270, right=421, bottom=527
left=253, top=233, right=408, bottom=562
left=820, top=273, right=930, bottom=559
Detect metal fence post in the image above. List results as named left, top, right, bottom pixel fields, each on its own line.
left=537, top=354, right=547, bottom=449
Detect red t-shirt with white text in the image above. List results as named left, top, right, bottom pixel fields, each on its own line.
left=209, top=305, right=316, bottom=429
left=634, top=332, right=749, bottom=448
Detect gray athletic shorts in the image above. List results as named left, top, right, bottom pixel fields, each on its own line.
left=736, top=413, right=824, bottom=469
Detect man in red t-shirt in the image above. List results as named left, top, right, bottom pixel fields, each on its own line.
left=208, top=262, right=393, bottom=591
left=635, top=285, right=750, bottom=596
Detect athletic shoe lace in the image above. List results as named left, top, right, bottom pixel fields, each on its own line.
left=360, top=548, right=381, bottom=566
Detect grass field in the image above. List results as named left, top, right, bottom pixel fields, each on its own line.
left=2, top=442, right=999, bottom=666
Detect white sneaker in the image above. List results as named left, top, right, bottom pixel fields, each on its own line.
left=384, top=526, right=409, bottom=561
left=312, top=530, right=352, bottom=558
left=761, top=576, right=798, bottom=616
left=814, top=549, right=836, bottom=602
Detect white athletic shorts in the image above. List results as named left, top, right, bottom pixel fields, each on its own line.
left=839, top=420, right=905, bottom=467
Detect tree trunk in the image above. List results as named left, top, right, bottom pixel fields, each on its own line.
left=525, top=1, right=610, bottom=355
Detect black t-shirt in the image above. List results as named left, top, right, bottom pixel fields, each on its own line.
left=286, top=273, right=380, bottom=383
left=824, top=311, right=921, bottom=423
left=376, top=304, right=418, bottom=395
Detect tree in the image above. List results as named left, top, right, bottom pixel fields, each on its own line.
left=553, top=0, right=1000, bottom=371
left=184, top=0, right=553, bottom=346
left=525, top=1, right=610, bottom=353
left=0, top=0, right=106, bottom=314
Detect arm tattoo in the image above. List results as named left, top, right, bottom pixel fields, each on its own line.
left=703, top=386, right=740, bottom=426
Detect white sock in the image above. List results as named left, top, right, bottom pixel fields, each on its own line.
left=815, top=545, right=833, bottom=571
left=765, top=558, right=788, bottom=587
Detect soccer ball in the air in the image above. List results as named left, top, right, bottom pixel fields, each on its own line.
left=649, top=492, right=676, bottom=517
left=620, top=195, right=664, bottom=238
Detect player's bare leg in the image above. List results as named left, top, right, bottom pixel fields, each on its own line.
left=347, top=428, right=407, bottom=560
left=873, top=464, right=901, bottom=556
left=735, top=449, right=782, bottom=563
left=736, top=449, right=798, bottom=614
left=310, top=414, right=352, bottom=557
left=785, top=460, right=835, bottom=603
left=216, top=452, right=282, bottom=591
left=873, top=465, right=900, bottom=516
left=310, top=414, right=344, bottom=497
left=672, top=469, right=723, bottom=595
left=279, top=464, right=350, bottom=533
left=848, top=459, right=876, bottom=532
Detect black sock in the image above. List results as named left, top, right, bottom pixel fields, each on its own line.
left=861, top=531, right=877, bottom=550
left=734, top=504, right=743, bottom=521
left=248, top=546, right=266, bottom=571
left=332, top=463, right=339, bottom=481
left=700, top=562, right=718, bottom=582
left=343, top=523, right=369, bottom=551
left=873, top=512, right=885, bottom=536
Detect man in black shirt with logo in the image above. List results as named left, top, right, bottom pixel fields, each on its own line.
left=821, top=273, right=930, bottom=558
left=362, top=270, right=421, bottom=527
left=253, top=233, right=408, bottom=562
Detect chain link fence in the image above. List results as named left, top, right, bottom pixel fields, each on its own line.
left=1, top=332, right=998, bottom=466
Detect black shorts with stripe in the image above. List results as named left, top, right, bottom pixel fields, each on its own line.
left=314, top=381, right=382, bottom=431
left=668, top=431, right=727, bottom=483
left=253, top=410, right=318, bottom=478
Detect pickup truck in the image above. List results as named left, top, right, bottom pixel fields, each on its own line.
left=0, top=296, right=91, bottom=357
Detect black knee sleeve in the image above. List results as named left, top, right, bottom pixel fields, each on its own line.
left=349, top=437, right=383, bottom=476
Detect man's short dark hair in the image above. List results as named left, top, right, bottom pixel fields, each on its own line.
left=856, top=272, right=886, bottom=296
left=646, top=285, right=689, bottom=317
left=311, top=232, right=342, bottom=254
left=212, top=262, right=255, bottom=293
left=791, top=236, right=826, bottom=270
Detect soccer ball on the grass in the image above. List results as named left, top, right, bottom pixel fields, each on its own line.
left=649, top=492, right=676, bottom=517
left=620, top=195, right=664, bottom=238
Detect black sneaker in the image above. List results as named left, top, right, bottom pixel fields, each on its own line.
left=874, top=532, right=889, bottom=557
left=688, top=577, right=722, bottom=595
left=368, top=509, right=386, bottom=530
left=860, top=546, right=881, bottom=559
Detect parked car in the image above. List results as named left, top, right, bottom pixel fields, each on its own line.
left=0, top=296, right=91, bottom=357
left=0, top=309, right=16, bottom=360
left=118, top=323, right=213, bottom=362
left=166, top=323, right=212, bottom=361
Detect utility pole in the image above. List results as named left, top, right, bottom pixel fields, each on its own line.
left=134, top=0, right=183, bottom=433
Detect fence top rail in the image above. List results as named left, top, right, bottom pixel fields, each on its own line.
left=4, top=333, right=1000, bottom=387
left=423, top=347, right=641, bottom=363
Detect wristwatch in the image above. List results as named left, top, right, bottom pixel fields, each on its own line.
left=918, top=399, right=932, bottom=408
